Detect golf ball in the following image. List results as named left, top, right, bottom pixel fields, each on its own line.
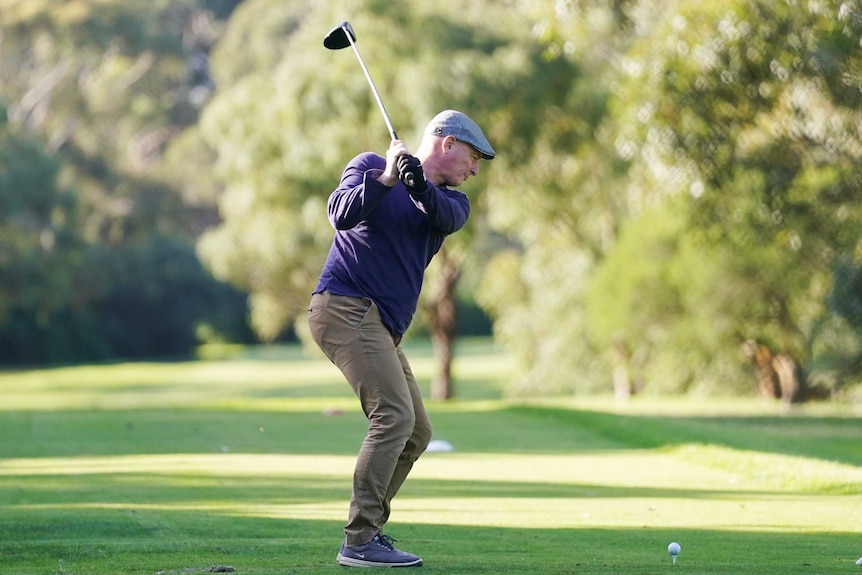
left=856, top=557, right=862, bottom=566
left=668, top=542, right=681, bottom=555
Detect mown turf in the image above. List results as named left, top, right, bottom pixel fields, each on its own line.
left=1, top=338, right=861, bottom=575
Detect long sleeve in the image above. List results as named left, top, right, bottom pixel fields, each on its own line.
left=408, top=183, right=470, bottom=235
left=327, top=153, right=392, bottom=230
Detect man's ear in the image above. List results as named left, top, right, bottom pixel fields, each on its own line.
left=443, top=135, right=457, bottom=152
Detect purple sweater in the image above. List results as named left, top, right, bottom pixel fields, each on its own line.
left=313, top=152, right=470, bottom=337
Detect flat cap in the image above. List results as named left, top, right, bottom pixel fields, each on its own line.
left=425, top=110, right=495, bottom=160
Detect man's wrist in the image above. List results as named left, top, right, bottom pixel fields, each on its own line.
left=378, top=174, right=399, bottom=187
left=370, top=169, right=398, bottom=187
left=407, top=179, right=428, bottom=195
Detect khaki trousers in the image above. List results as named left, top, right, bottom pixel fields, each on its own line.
left=307, top=291, right=432, bottom=546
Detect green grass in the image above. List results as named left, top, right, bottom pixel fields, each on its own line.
left=1, top=337, right=861, bottom=575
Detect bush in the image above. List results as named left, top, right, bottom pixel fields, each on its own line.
left=0, top=236, right=254, bottom=365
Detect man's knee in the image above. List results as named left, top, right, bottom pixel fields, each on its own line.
left=397, top=418, right=431, bottom=464
left=371, top=406, right=415, bottom=443
left=412, top=419, right=432, bottom=454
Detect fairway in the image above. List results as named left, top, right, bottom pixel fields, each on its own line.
left=1, top=339, right=861, bottom=575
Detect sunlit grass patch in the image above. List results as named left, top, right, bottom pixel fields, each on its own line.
left=0, top=359, right=347, bottom=411
left=668, top=443, right=862, bottom=494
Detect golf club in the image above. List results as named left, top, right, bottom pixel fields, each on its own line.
left=323, top=21, right=416, bottom=186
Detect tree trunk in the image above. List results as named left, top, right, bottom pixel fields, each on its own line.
left=611, top=339, right=632, bottom=400
left=742, top=341, right=806, bottom=403
left=427, top=247, right=460, bottom=401
left=742, top=340, right=780, bottom=399
left=772, top=353, right=801, bottom=405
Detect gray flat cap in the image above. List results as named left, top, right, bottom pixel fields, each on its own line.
left=425, top=110, right=495, bottom=160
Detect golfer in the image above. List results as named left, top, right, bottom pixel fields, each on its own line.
left=307, top=110, right=495, bottom=568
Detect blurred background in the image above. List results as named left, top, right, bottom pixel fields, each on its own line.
left=1, top=0, right=860, bottom=403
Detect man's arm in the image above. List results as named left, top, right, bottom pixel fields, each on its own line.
left=326, top=153, right=392, bottom=230
left=395, top=153, right=470, bottom=235
left=408, top=185, right=471, bottom=235
left=327, top=141, right=413, bottom=230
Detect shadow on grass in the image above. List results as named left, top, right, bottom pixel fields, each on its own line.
left=0, top=471, right=782, bottom=512
left=2, top=403, right=862, bottom=467
left=506, top=405, right=862, bottom=467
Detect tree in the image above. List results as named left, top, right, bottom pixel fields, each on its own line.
left=824, top=258, right=862, bottom=392
left=475, top=0, right=862, bottom=401
left=0, top=126, right=85, bottom=361
left=610, top=0, right=862, bottom=400
left=584, top=198, right=751, bottom=397
left=477, top=0, right=642, bottom=396
left=0, top=0, right=251, bottom=362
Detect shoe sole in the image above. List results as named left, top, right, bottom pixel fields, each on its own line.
left=337, top=554, right=422, bottom=568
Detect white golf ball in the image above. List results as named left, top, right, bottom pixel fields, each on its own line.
left=668, top=542, right=681, bottom=555
left=856, top=557, right=862, bottom=566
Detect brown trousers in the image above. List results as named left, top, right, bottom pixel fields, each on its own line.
left=307, top=291, right=432, bottom=546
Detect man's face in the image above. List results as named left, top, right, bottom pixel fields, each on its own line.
left=440, top=139, right=482, bottom=187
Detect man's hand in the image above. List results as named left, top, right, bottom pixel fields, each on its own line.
left=397, top=154, right=426, bottom=193
left=378, top=140, right=410, bottom=187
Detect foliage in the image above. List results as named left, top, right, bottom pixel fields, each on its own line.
left=585, top=200, right=750, bottom=395
left=823, top=258, right=862, bottom=390
left=608, top=0, right=862, bottom=395
left=0, top=127, right=84, bottom=360
left=0, top=222, right=252, bottom=363
left=0, top=0, right=250, bottom=363
left=476, top=0, right=646, bottom=396
left=481, top=0, right=862, bottom=398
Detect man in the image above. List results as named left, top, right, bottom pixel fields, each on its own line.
left=307, top=110, right=495, bottom=568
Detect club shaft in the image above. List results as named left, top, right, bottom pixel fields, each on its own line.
left=344, top=28, right=398, bottom=140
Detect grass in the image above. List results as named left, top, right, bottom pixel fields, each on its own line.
left=1, top=337, right=861, bottom=574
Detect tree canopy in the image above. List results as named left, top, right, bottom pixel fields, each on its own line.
left=478, top=0, right=862, bottom=399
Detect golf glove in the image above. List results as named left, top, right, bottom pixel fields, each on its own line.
left=397, top=155, right=426, bottom=193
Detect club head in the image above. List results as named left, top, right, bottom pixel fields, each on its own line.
left=323, top=21, right=356, bottom=50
